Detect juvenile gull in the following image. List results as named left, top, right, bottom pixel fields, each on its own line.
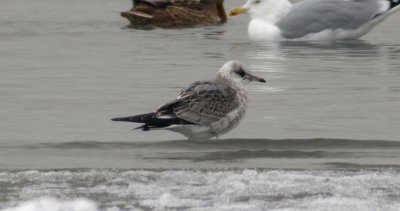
left=229, top=0, right=400, bottom=41
left=112, top=61, right=266, bottom=140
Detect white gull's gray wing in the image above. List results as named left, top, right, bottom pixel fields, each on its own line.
left=277, top=0, right=386, bottom=39
left=155, top=81, right=240, bottom=126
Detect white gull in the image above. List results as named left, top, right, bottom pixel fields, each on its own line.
left=229, top=0, right=400, bottom=41
left=112, top=60, right=266, bottom=140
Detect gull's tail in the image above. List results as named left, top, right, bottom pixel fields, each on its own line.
left=387, top=0, right=400, bottom=10
left=111, top=112, right=194, bottom=131
left=372, top=0, right=400, bottom=21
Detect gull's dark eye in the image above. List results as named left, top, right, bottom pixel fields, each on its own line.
left=236, top=68, right=245, bottom=77
left=254, top=0, right=261, bottom=4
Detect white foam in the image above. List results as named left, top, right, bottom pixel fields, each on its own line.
left=2, top=198, right=98, bottom=211
left=1, top=170, right=400, bottom=211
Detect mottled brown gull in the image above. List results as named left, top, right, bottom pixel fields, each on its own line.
left=112, top=61, right=266, bottom=140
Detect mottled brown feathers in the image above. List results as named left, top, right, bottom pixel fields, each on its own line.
left=156, top=81, right=239, bottom=125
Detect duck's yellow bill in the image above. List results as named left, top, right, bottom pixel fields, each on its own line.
left=229, top=7, right=248, bottom=16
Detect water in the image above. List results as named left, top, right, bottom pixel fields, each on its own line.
left=1, top=0, right=400, bottom=210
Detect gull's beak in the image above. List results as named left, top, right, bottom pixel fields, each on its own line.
left=245, top=74, right=267, bottom=83
left=229, top=6, right=248, bottom=16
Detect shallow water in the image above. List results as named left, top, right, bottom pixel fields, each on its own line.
left=1, top=138, right=400, bottom=170
left=1, top=0, right=400, bottom=210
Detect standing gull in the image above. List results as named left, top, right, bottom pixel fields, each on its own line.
left=112, top=61, right=266, bottom=140
left=229, top=0, right=400, bottom=41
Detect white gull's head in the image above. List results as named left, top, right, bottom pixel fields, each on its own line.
left=244, top=0, right=272, bottom=18
left=216, top=60, right=266, bottom=85
left=229, top=0, right=291, bottom=22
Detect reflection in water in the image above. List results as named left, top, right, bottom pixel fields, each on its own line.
left=22, top=138, right=400, bottom=151
left=144, top=150, right=400, bottom=162
left=14, top=139, right=400, bottom=168
left=202, top=26, right=226, bottom=40
left=144, top=149, right=328, bottom=161
left=279, top=40, right=381, bottom=51
left=246, top=40, right=382, bottom=63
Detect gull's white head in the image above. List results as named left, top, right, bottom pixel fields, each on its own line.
left=229, top=0, right=291, bottom=21
left=217, top=60, right=266, bottom=85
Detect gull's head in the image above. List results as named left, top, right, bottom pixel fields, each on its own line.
left=229, top=0, right=270, bottom=18
left=229, top=0, right=290, bottom=20
left=217, top=60, right=266, bottom=85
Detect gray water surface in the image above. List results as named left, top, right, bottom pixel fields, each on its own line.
left=1, top=0, right=400, bottom=168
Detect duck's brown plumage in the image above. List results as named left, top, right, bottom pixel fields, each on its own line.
left=121, top=0, right=227, bottom=29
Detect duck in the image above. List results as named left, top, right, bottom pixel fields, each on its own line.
left=121, top=0, right=227, bottom=29
left=229, top=0, right=400, bottom=41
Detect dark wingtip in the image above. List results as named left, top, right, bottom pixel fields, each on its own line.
left=111, top=117, right=124, bottom=121
left=389, top=0, right=400, bottom=9
left=111, top=113, right=156, bottom=123
left=258, top=78, right=267, bottom=83
left=111, top=116, right=136, bottom=122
